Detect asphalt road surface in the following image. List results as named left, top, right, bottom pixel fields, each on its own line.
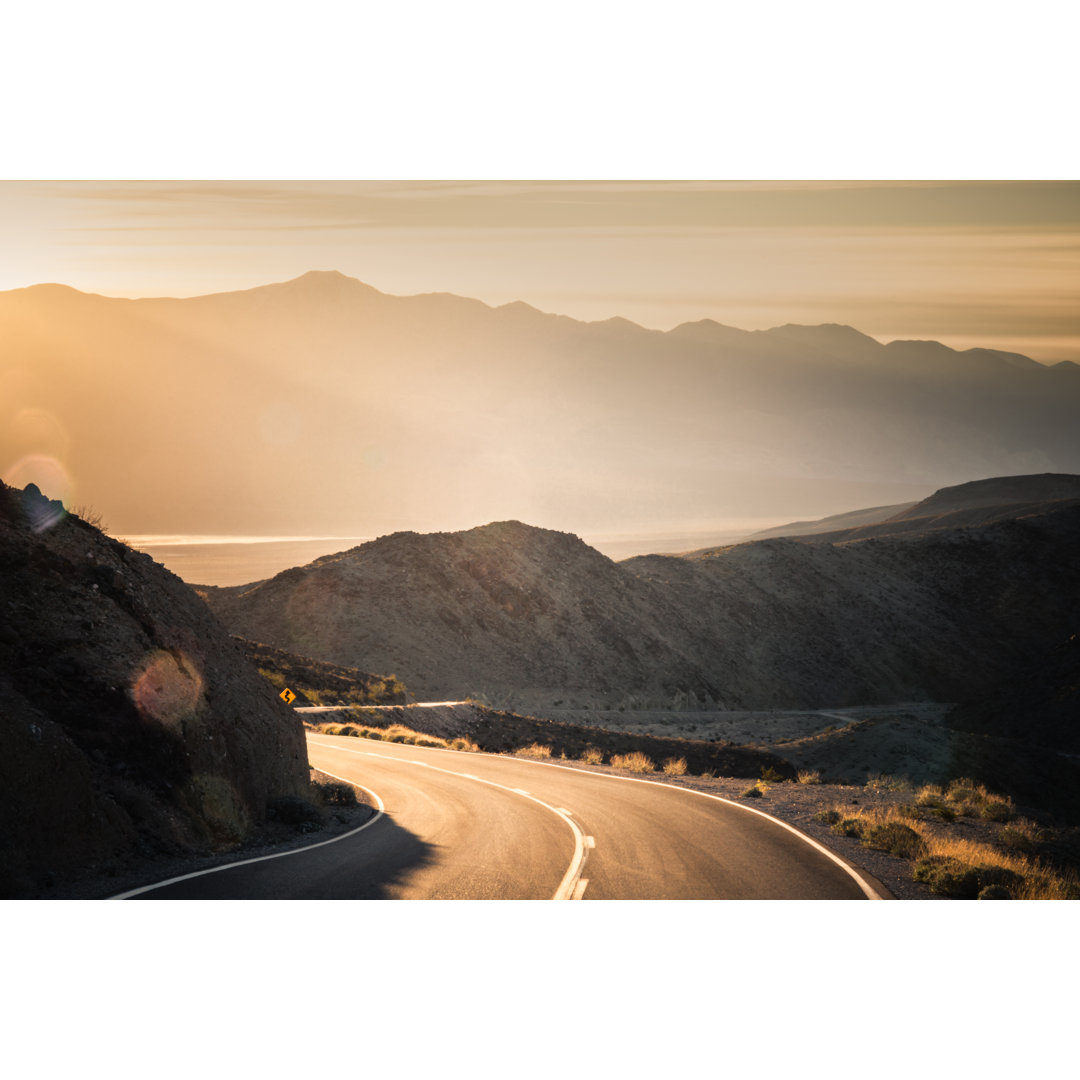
left=119, top=734, right=885, bottom=900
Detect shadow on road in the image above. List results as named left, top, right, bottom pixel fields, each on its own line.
left=129, top=813, right=436, bottom=900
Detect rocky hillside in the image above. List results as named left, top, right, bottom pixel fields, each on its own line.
left=202, top=520, right=711, bottom=708
left=236, top=637, right=407, bottom=706
left=0, top=482, right=310, bottom=898
left=201, top=475, right=1080, bottom=716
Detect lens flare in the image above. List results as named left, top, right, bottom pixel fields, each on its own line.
left=4, top=455, right=73, bottom=533
left=132, top=650, right=205, bottom=728
left=9, top=407, right=72, bottom=460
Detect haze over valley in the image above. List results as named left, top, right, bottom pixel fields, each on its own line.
left=3, top=270, right=1079, bottom=549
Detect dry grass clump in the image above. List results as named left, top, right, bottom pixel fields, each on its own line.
left=580, top=747, right=604, bottom=765
left=998, top=819, right=1042, bottom=854
left=312, top=777, right=358, bottom=807
left=816, top=800, right=1079, bottom=899
left=865, top=773, right=914, bottom=793
left=517, top=743, right=553, bottom=759
left=915, top=783, right=945, bottom=806
left=447, top=737, right=480, bottom=753
left=797, top=769, right=822, bottom=785
left=911, top=784, right=957, bottom=821
left=662, top=756, right=688, bottom=776
left=314, top=720, right=451, bottom=749
left=611, top=751, right=654, bottom=773
left=943, top=778, right=1015, bottom=821
left=863, top=822, right=927, bottom=860
left=742, top=779, right=769, bottom=798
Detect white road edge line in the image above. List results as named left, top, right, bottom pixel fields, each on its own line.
left=309, top=736, right=589, bottom=901
left=472, top=751, right=886, bottom=900
left=572, top=878, right=589, bottom=900
left=107, top=770, right=386, bottom=900
left=310, top=734, right=885, bottom=900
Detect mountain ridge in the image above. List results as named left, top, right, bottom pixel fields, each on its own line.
left=4, top=272, right=1077, bottom=539
left=1, top=272, right=1061, bottom=365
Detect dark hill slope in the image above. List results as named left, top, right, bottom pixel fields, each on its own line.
left=743, top=501, right=919, bottom=542
left=948, top=632, right=1080, bottom=756
left=202, top=485, right=1080, bottom=713
left=630, top=503, right=1080, bottom=707
left=0, top=482, right=309, bottom=898
left=776, top=473, right=1080, bottom=544
left=944, top=632, right=1080, bottom=820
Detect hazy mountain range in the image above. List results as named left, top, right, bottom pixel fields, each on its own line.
left=4, top=271, right=1079, bottom=537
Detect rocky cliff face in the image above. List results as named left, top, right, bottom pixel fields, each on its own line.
left=0, top=482, right=309, bottom=898
left=201, top=478, right=1080, bottom=715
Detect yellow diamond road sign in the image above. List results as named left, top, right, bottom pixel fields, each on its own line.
left=280, top=687, right=296, bottom=704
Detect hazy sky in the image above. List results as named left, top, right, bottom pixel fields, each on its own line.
left=3, top=180, right=1079, bottom=362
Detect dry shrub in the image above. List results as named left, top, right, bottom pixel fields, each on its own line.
left=998, top=820, right=1040, bottom=854
left=448, top=737, right=479, bottom=753
left=797, top=769, right=822, bottom=785
left=611, top=751, right=654, bottom=773
left=820, top=800, right=1080, bottom=899
left=980, top=798, right=1014, bottom=823
left=945, top=778, right=980, bottom=804
left=915, top=784, right=946, bottom=807
left=580, top=748, right=603, bottom=765
left=662, top=757, right=688, bottom=776
left=314, top=779, right=358, bottom=807
left=866, top=773, right=913, bottom=793
left=830, top=816, right=862, bottom=837
left=518, top=743, right=553, bottom=759
left=864, top=822, right=926, bottom=860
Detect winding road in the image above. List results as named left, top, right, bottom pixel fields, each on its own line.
left=117, top=733, right=887, bottom=900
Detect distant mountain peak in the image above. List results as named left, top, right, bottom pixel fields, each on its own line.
left=588, top=314, right=649, bottom=332
left=667, top=319, right=750, bottom=344
left=765, top=323, right=882, bottom=347
left=282, top=269, right=378, bottom=290
left=297, top=269, right=349, bottom=280
left=496, top=299, right=544, bottom=317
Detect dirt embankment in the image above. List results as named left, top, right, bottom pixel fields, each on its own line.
left=0, top=482, right=310, bottom=899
